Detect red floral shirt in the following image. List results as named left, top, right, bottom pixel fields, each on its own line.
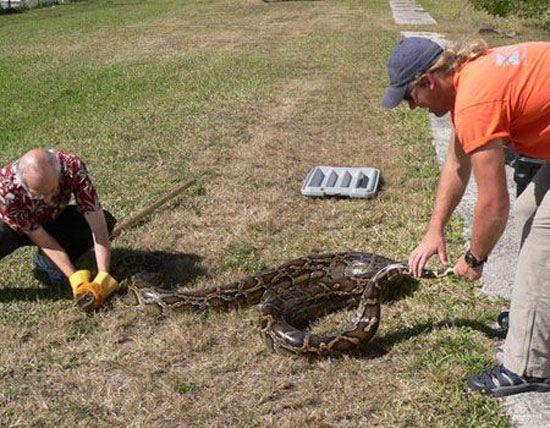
left=0, top=150, right=101, bottom=233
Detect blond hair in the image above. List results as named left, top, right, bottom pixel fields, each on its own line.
left=410, top=39, right=489, bottom=86
left=429, top=39, right=489, bottom=75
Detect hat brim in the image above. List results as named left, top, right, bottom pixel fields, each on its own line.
left=381, top=84, right=408, bottom=109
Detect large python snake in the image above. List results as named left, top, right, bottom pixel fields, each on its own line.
left=127, top=252, right=453, bottom=356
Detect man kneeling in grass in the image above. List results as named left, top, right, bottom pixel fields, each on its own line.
left=0, top=148, right=119, bottom=311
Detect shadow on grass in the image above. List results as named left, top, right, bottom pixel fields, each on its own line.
left=0, top=248, right=208, bottom=303
left=354, top=318, right=505, bottom=359
left=0, top=283, right=69, bottom=303
left=110, top=247, right=208, bottom=285
left=0, top=8, right=23, bottom=15
left=380, top=275, right=418, bottom=303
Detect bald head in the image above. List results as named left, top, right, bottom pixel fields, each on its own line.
left=17, top=149, right=60, bottom=202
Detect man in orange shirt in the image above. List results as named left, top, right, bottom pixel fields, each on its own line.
left=382, top=37, right=550, bottom=396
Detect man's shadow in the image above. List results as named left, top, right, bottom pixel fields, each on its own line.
left=0, top=248, right=208, bottom=303
left=109, top=248, right=208, bottom=287
left=353, top=318, right=505, bottom=360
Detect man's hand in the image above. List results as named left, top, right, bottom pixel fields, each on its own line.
left=454, top=254, right=483, bottom=281
left=408, top=229, right=448, bottom=277
left=74, top=272, right=119, bottom=312
left=73, top=272, right=119, bottom=312
left=74, top=281, right=103, bottom=312
left=93, top=271, right=119, bottom=299
left=69, top=270, right=91, bottom=296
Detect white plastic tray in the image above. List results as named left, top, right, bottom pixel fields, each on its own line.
left=301, top=166, right=380, bottom=199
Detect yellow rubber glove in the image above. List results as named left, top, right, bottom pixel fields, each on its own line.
left=73, top=271, right=119, bottom=312
left=74, top=282, right=103, bottom=312
left=93, top=271, right=119, bottom=304
left=69, top=270, right=91, bottom=297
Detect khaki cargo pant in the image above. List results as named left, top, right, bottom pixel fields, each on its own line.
left=503, top=162, right=550, bottom=378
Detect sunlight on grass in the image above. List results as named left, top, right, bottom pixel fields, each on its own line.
left=2, top=0, right=545, bottom=425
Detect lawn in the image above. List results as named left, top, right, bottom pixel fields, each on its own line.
left=1, top=0, right=546, bottom=425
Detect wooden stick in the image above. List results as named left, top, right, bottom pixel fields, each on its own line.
left=110, top=178, right=196, bottom=239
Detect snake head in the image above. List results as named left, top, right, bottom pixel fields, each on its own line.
left=344, top=258, right=408, bottom=279
left=344, top=258, right=378, bottom=278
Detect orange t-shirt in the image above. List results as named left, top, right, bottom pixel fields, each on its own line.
left=451, top=42, right=550, bottom=159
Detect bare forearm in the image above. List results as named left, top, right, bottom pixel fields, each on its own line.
left=27, top=228, right=75, bottom=277
left=429, top=164, right=469, bottom=231
left=408, top=135, right=471, bottom=277
left=468, top=139, right=509, bottom=261
left=428, top=137, right=471, bottom=233
left=40, top=247, right=75, bottom=277
left=85, top=209, right=111, bottom=272
left=470, top=198, right=509, bottom=260
left=94, top=241, right=111, bottom=272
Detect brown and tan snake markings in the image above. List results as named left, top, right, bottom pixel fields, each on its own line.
left=127, top=252, right=452, bottom=356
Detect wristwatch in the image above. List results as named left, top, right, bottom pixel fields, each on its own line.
left=464, top=249, right=487, bottom=268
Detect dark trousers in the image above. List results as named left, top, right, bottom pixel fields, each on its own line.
left=0, top=206, right=116, bottom=262
left=513, top=156, right=544, bottom=197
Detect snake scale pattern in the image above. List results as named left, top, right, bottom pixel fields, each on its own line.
left=128, top=252, right=451, bottom=356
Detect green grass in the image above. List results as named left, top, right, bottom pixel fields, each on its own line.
left=1, top=0, right=546, bottom=425
left=218, top=242, right=268, bottom=274
left=173, top=377, right=197, bottom=394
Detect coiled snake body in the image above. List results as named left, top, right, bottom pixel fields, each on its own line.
left=128, top=252, right=451, bottom=356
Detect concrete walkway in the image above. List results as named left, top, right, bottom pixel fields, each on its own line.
left=389, top=0, right=437, bottom=25
left=388, top=1, right=550, bottom=426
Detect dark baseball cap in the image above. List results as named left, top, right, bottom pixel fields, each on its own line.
left=381, top=37, right=444, bottom=109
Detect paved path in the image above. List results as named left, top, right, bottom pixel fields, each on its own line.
left=389, top=0, right=437, bottom=25
left=388, top=1, right=550, bottom=426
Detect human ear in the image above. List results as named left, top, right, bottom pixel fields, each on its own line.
left=425, top=73, right=437, bottom=90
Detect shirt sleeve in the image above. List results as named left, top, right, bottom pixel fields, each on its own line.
left=0, top=194, right=39, bottom=233
left=61, top=153, right=101, bottom=215
left=453, top=101, right=511, bottom=154
left=0, top=171, right=39, bottom=233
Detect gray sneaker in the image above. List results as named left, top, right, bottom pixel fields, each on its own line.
left=33, top=251, right=66, bottom=285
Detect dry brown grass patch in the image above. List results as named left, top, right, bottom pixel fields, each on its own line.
left=28, top=3, right=359, bottom=66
